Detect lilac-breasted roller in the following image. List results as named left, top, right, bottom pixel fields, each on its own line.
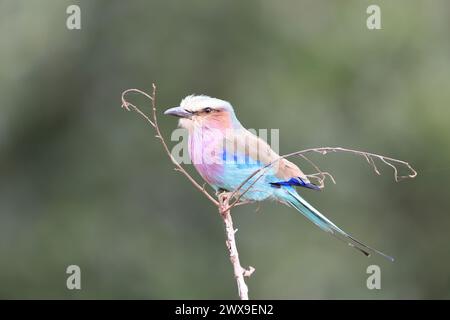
left=165, top=95, right=393, bottom=261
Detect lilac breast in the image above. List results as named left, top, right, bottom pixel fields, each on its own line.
left=188, top=129, right=224, bottom=185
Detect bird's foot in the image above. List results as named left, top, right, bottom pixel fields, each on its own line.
left=218, top=191, right=232, bottom=206
left=216, top=188, right=232, bottom=204
left=215, top=188, right=228, bottom=196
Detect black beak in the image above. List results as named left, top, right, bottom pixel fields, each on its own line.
left=164, top=106, right=192, bottom=118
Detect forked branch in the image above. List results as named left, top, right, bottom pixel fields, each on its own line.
left=226, top=146, right=417, bottom=212
left=121, top=84, right=417, bottom=299
left=121, top=84, right=253, bottom=300
left=121, top=86, right=219, bottom=206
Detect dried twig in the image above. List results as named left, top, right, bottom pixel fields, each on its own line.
left=121, top=86, right=219, bottom=206
left=121, top=85, right=417, bottom=299
left=219, top=193, right=255, bottom=300
left=121, top=84, right=253, bottom=299
left=226, top=147, right=417, bottom=212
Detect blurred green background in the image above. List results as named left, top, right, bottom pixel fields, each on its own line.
left=1, top=0, right=449, bottom=299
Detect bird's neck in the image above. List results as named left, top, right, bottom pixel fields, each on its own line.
left=188, top=111, right=242, bottom=134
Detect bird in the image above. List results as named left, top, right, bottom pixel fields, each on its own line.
left=164, top=95, right=393, bottom=261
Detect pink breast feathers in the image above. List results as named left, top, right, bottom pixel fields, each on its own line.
left=188, top=128, right=224, bottom=185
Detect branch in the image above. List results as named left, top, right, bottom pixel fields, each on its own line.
left=219, top=193, right=255, bottom=300
left=296, top=147, right=417, bottom=181
left=121, top=86, right=219, bottom=206
left=226, top=146, right=417, bottom=211
left=121, top=85, right=417, bottom=299
left=121, top=84, right=253, bottom=300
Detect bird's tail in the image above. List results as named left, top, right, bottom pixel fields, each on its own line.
left=282, top=188, right=394, bottom=262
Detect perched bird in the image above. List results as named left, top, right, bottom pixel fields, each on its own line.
left=165, top=95, right=393, bottom=261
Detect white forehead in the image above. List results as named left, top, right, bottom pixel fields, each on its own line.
left=179, top=95, right=233, bottom=112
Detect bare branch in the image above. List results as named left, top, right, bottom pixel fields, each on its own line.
left=306, top=171, right=336, bottom=187
left=121, top=85, right=253, bottom=300
left=226, top=146, right=417, bottom=211
left=121, top=86, right=219, bottom=206
left=219, top=192, right=255, bottom=300
left=121, top=85, right=417, bottom=299
left=303, top=147, right=418, bottom=181
left=298, top=153, right=334, bottom=189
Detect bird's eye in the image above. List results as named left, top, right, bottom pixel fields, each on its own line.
left=203, top=107, right=213, bottom=113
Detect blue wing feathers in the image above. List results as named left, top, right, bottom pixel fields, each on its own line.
left=270, top=177, right=321, bottom=190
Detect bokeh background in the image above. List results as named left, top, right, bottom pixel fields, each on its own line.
left=1, top=0, right=449, bottom=299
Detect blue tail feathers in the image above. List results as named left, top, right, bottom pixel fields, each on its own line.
left=281, top=187, right=394, bottom=262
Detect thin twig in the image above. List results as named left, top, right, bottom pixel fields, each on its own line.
left=226, top=146, right=417, bottom=212
left=298, top=153, right=331, bottom=189
left=219, top=193, right=255, bottom=300
left=121, top=85, right=417, bottom=299
left=121, top=86, right=219, bottom=206
left=121, top=85, right=253, bottom=300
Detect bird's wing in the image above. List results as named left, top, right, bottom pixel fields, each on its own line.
left=224, top=129, right=319, bottom=190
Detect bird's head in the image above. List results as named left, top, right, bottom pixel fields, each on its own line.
left=164, top=95, right=240, bottom=131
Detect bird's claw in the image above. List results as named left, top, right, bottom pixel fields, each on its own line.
left=217, top=191, right=232, bottom=205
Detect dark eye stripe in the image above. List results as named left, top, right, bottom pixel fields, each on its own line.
left=189, top=107, right=220, bottom=115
